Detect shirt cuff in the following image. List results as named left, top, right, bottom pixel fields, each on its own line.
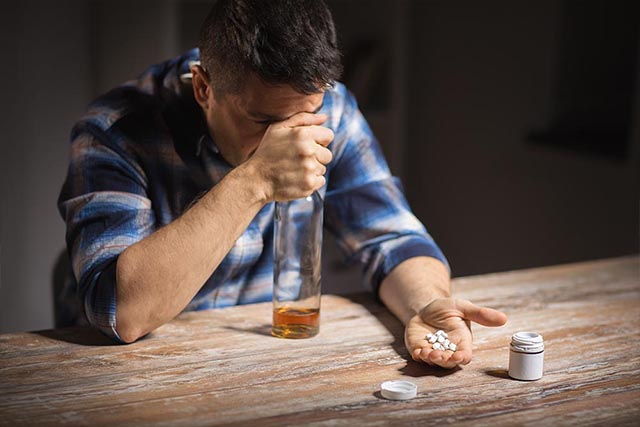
left=84, top=260, right=125, bottom=344
left=369, top=235, right=450, bottom=297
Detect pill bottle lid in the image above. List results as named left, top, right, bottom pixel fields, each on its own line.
left=380, top=380, right=417, bottom=400
left=511, top=331, right=544, bottom=353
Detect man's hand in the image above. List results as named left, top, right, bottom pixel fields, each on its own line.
left=405, top=298, right=507, bottom=368
left=247, top=112, right=334, bottom=202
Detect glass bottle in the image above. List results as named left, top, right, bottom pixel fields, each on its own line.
left=272, top=191, right=324, bottom=338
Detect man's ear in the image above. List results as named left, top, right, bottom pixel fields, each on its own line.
left=192, top=65, right=212, bottom=110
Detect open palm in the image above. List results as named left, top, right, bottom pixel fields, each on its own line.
left=405, top=297, right=507, bottom=369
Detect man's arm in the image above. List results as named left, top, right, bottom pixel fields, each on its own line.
left=379, top=256, right=507, bottom=368
left=379, top=256, right=450, bottom=324
left=115, top=162, right=264, bottom=343
left=313, top=86, right=504, bottom=368
left=115, top=112, right=333, bottom=343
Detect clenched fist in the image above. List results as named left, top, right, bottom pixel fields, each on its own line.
left=247, top=112, right=334, bottom=202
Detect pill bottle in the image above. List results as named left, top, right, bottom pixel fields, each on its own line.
left=508, top=331, right=544, bottom=381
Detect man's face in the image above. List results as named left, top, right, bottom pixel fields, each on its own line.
left=197, top=71, right=325, bottom=167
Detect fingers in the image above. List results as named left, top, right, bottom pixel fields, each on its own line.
left=281, top=112, right=334, bottom=147
left=313, top=126, right=334, bottom=147
left=310, top=125, right=334, bottom=147
left=259, top=112, right=333, bottom=200
left=429, top=348, right=468, bottom=368
left=273, top=171, right=325, bottom=201
left=294, top=127, right=333, bottom=168
left=281, top=112, right=328, bottom=128
left=413, top=344, right=469, bottom=369
left=290, top=125, right=333, bottom=148
left=406, top=320, right=468, bottom=369
left=446, top=332, right=472, bottom=366
left=314, top=145, right=333, bottom=165
left=455, top=299, right=508, bottom=327
left=405, top=299, right=507, bottom=370
left=311, top=175, right=326, bottom=193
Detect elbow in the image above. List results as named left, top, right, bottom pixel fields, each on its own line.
left=114, top=321, right=145, bottom=344
left=83, top=252, right=150, bottom=344
left=114, top=251, right=147, bottom=344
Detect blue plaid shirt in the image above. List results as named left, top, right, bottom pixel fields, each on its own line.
left=58, top=49, right=448, bottom=342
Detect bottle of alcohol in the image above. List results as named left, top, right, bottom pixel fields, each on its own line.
left=272, top=191, right=324, bottom=338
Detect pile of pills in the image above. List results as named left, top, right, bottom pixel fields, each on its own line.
left=426, top=330, right=457, bottom=352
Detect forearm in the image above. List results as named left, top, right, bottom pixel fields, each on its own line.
left=378, top=256, right=451, bottom=325
left=115, top=162, right=267, bottom=342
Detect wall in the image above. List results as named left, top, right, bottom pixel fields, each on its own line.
left=406, top=0, right=639, bottom=276
left=0, top=1, right=179, bottom=333
left=0, top=1, right=92, bottom=333
left=1, top=0, right=637, bottom=334
left=92, top=0, right=179, bottom=94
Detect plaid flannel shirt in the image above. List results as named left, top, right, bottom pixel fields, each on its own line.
left=58, top=49, right=448, bottom=342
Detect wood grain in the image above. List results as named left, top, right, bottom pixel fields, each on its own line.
left=1, top=256, right=638, bottom=426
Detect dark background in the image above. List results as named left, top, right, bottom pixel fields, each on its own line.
left=1, top=0, right=638, bottom=333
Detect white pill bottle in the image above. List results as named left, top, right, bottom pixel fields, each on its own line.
left=508, top=331, right=544, bottom=381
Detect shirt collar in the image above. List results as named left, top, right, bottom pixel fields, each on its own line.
left=196, top=133, right=220, bottom=157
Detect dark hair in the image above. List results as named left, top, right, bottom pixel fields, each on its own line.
left=197, top=0, right=342, bottom=95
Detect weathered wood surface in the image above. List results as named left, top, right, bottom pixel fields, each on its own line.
left=1, top=256, right=639, bottom=426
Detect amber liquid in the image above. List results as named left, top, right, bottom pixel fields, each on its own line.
left=272, top=307, right=320, bottom=339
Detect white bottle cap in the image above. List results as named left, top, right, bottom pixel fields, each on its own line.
left=511, top=331, right=544, bottom=352
left=380, top=380, right=417, bottom=400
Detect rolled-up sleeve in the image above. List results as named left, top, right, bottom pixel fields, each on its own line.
left=324, top=88, right=448, bottom=296
left=58, top=126, right=155, bottom=342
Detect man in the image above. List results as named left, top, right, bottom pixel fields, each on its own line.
left=59, top=0, right=506, bottom=369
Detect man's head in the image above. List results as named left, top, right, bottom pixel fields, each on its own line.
left=192, top=0, right=342, bottom=166
left=197, top=0, right=342, bottom=96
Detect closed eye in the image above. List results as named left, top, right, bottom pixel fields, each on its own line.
left=249, top=103, right=324, bottom=126
left=254, top=119, right=275, bottom=125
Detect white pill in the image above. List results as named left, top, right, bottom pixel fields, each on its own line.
left=432, top=342, right=444, bottom=351
left=437, top=335, right=445, bottom=343
left=435, top=330, right=446, bottom=337
left=428, top=335, right=438, bottom=343
left=449, top=343, right=457, bottom=352
left=426, top=333, right=433, bottom=340
left=443, top=339, right=450, bottom=348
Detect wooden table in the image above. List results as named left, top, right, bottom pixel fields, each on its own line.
left=1, top=256, right=639, bottom=426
